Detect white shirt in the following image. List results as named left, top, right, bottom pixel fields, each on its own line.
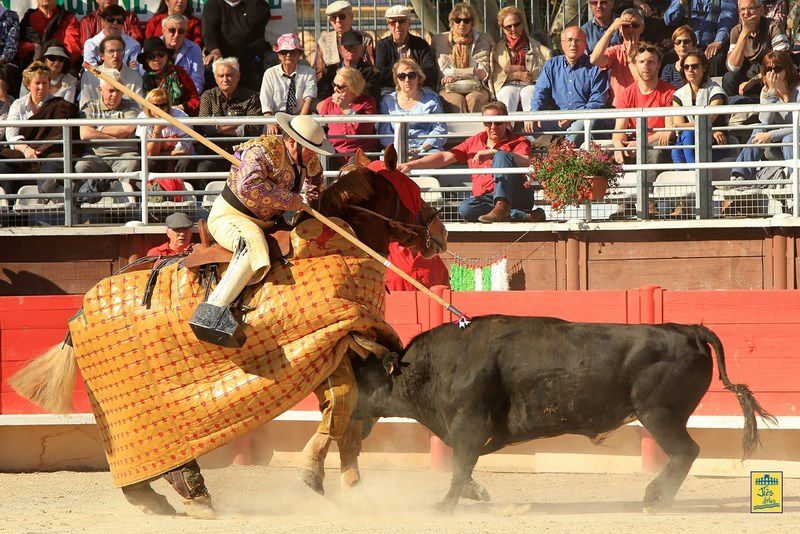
left=259, top=64, right=317, bottom=114
left=79, top=65, right=143, bottom=110
left=135, top=108, right=194, bottom=154
left=6, top=93, right=56, bottom=143
left=84, top=31, right=141, bottom=68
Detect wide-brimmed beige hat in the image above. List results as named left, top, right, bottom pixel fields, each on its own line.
left=275, top=113, right=335, bottom=157
left=385, top=5, right=413, bottom=19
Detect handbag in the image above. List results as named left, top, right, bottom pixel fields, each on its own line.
left=444, top=78, right=483, bottom=94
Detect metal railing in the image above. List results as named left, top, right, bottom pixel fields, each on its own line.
left=1, top=101, right=799, bottom=227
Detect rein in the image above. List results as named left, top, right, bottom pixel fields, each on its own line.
left=348, top=204, right=441, bottom=249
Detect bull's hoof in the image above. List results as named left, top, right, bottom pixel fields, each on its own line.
left=432, top=499, right=458, bottom=515
left=183, top=495, right=215, bottom=519
left=297, top=467, right=325, bottom=496
left=461, top=480, right=491, bottom=502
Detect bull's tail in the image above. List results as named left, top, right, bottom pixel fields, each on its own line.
left=8, top=333, right=76, bottom=413
left=697, top=326, right=777, bottom=458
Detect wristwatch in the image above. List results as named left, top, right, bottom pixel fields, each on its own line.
left=343, top=108, right=356, bottom=116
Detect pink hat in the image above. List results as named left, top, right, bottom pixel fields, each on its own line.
left=273, top=33, right=303, bottom=53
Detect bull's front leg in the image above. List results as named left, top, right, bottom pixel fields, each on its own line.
left=434, top=447, right=480, bottom=514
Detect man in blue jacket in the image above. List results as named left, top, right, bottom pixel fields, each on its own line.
left=526, top=26, right=611, bottom=144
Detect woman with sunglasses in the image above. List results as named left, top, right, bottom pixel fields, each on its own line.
left=135, top=88, right=195, bottom=198
left=731, top=51, right=800, bottom=181
left=146, top=0, right=203, bottom=47
left=316, top=1, right=374, bottom=76
left=661, top=25, right=697, bottom=89
left=139, top=37, right=200, bottom=116
left=378, top=58, right=446, bottom=156
left=19, top=41, right=77, bottom=102
left=431, top=3, right=492, bottom=113
left=491, top=6, right=550, bottom=112
left=671, top=52, right=727, bottom=164
left=316, top=66, right=378, bottom=162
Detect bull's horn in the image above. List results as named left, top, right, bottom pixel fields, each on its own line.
left=350, top=334, right=392, bottom=359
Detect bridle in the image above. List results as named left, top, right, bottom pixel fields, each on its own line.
left=348, top=192, right=442, bottom=250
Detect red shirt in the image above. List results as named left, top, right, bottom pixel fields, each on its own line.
left=603, top=45, right=635, bottom=102
left=147, top=241, right=193, bottom=257
left=18, top=8, right=81, bottom=63
left=450, top=132, right=532, bottom=196
left=615, top=80, right=676, bottom=132
left=317, top=95, right=379, bottom=155
left=79, top=10, right=144, bottom=48
left=145, top=14, right=203, bottom=48
left=385, top=243, right=450, bottom=291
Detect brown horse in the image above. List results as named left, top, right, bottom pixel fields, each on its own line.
left=9, top=146, right=447, bottom=517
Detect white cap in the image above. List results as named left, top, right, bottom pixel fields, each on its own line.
left=385, top=5, right=413, bottom=19
left=325, top=1, right=352, bottom=16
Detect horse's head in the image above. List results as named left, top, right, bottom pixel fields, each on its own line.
left=318, top=146, right=447, bottom=258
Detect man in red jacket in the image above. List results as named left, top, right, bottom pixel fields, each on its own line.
left=79, top=0, right=143, bottom=48
left=147, top=212, right=195, bottom=257
left=385, top=243, right=450, bottom=291
left=17, top=0, right=81, bottom=66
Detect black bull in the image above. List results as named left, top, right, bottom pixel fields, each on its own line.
left=351, top=315, right=775, bottom=512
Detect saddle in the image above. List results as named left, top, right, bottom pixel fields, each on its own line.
left=182, top=220, right=293, bottom=270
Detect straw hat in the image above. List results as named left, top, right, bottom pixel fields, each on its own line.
left=275, top=113, right=335, bottom=156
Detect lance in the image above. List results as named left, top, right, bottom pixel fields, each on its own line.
left=83, top=63, right=471, bottom=327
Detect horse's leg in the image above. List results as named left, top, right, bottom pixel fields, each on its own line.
left=121, top=479, right=176, bottom=515
left=298, top=356, right=358, bottom=495
left=338, top=418, right=363, bottom=490
left=162, top=460, right=214, bottom=519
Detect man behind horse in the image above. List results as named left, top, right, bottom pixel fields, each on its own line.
left=190, top=113, right=335, bottom=347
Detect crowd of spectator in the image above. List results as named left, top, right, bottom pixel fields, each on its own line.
left=1, top=0, right=800, bottom=221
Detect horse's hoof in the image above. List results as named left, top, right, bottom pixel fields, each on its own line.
left=122, top=485, right=176, bottom=516
left=461, top=481, right=491, bottom=502
left=432, top=499, right=457, bottom=515
left=297, top=467, right=325, bottom=496
left=183, top=495, right=215, bottom=519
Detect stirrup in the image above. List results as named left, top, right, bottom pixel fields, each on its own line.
left=189, top=302, right=247, bottom=348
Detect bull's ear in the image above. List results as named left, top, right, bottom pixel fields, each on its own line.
left=381, top=352, right=402, bottom=376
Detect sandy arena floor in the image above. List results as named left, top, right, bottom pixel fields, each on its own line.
left=0, top=467, right=796, bottom=533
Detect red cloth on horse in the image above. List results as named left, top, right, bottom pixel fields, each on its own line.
left=367, top=160, right=422, bottom=217
left=385, top=243, right=450, bottom=291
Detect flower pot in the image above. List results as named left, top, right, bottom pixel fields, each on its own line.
left=586, top=176, right=608, bottom=201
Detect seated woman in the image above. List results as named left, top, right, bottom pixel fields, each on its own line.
left=19, top=41, right=77, bottom=103
left=139, top=37, right=200, bottom=116
left=491, top=6, right=550, bottom=112
left=731, top=51, right=799, bottom=181
left=0, top=61, right=77, bottom=195
left=316, top=66, right=378, bottom=166
left=661, top=25, right=696, bottom=90
left=378, top=58, right=446, bottom=156
left=671, top=52, right=727, bottom=164
left=135, top=88, right=195, bottom=201
left=431, top=2, right=493, bottom=113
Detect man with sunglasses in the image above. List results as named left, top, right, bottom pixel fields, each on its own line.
left=582, top=0, right=622, bottom=53
left=398, top=101, right=545, bottom=224
left=317, top=30, right=381, bottom=101
left=375, top=5, right=438, bottom=95
left=316, top=1, right=375, bottom=77
left=79, top=0, right=143, bottom=49
left=590, top=8, right=646, bottom=100
left=161, top=14, right=204, bottom=93
left=260, top=33, right=317, bottom=135
left=83, top=5, right=141, bottom=68
left=724, top=0, right=785, bottom=99
left=664, top=0, right=738, bottom=75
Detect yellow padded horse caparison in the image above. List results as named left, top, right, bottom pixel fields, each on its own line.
left=70, top=218, right=399, bottom=487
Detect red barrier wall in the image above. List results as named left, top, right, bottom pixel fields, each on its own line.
left=1, top=289, right=798, bottom=416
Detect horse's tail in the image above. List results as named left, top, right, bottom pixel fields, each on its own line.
left=697, top=325, right=777, bottom=458
left=8, top=333, right=76, bottom=413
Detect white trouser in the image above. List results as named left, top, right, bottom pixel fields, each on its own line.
left=495, top=82, right=536, bottom=112
left=206, top=240, right=255, bottom=307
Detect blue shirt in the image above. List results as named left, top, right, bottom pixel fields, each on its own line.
left=660, top=62, right=684, bottom=89
left=530, top=54, right=610, bottom=112
left=166, top=38, right=204, bottom=93
left=664, top=0, right=738, bottom=47
left=378, top=88, right=447, bottom=152
left=581, top=17, right=621, bottom=53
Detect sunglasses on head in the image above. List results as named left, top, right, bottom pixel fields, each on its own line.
left=333, top=82, right=348, bottom=91
left=104, top=16, right=125, bottom=25
left=330, top=13, right=348, bottom=21
left=636, top=45, right=659, bottom=54
left=166, top=27, right=186, bottom=35
left=148, top=51, right=167, bottom=60
left=622, top=22, right=642, bottom=29
left=396, top=71, right=418, bottom=81
left=682, top=62, right=701, bottom=71
left=503, top=21, right=522, bottom=30
left=674, top=38, right=694, bottom=45
left=764, top=65, right=784, bottom=72
left=453, top=17, right=472, bottom=24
